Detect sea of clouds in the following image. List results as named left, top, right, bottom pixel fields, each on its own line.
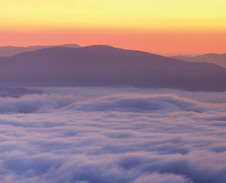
left=0, top=87, right=225, bottom=183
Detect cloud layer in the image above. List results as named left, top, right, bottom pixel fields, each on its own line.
left=0, top=87, right=225, bottom=183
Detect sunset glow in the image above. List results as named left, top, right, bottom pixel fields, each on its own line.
left=1, top=0, right=226, bottom=55
left=0, top=1, right=226, bottom=182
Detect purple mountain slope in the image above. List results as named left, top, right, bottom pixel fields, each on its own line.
left=0, top=44, right=80, bottom=57
left=0, top=45, right=225, bottom=91
left=172, top=53, right=226, bottom=68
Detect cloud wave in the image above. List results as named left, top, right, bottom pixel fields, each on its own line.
left=0, top=87, right=225, bottom=183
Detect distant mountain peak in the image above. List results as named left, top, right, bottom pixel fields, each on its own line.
left=0, top=46, right=225, bottom=91
left=0, top=44, right=81, bottom=57
left=172, top=53, right=226, bottom=68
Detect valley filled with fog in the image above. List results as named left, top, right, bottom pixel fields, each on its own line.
left=0, top=87, right=225, bottom=183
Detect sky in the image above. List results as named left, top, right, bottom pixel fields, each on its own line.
left=0, top=0, right=226, bottom=55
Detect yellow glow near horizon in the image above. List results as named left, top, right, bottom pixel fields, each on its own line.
left=1, top=0, right=226, bottom=55
left=0, top=0, right=226, bottom=31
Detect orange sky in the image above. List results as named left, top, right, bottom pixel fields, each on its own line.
left=0, top=0, right=226, bottom=55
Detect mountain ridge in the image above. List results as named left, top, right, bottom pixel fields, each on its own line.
left=172, top=53, right=226, bottom=68
left=0, top=44, right=80, bottom=57
left=0, top=45, right=225, bottom=91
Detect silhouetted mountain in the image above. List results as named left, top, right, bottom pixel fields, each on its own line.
left=0, top=44, right=80, bottom=57
left=0, top=45, right=225, bottom=91
left=172, top=53, right=226, bottom=68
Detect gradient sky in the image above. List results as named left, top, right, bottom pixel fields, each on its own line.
left=1, top=0, right=226, bottom=55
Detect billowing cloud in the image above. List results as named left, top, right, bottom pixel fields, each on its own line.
left=134, top=173, right=193, bottom=183
left=75, top=94, right=206, bottom=113
left=0, top=93, right=78, bottom=114
left=0, top=87, right=225, bottom=183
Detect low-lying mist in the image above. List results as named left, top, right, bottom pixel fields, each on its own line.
left=0, top=87, right=225, bottom=183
